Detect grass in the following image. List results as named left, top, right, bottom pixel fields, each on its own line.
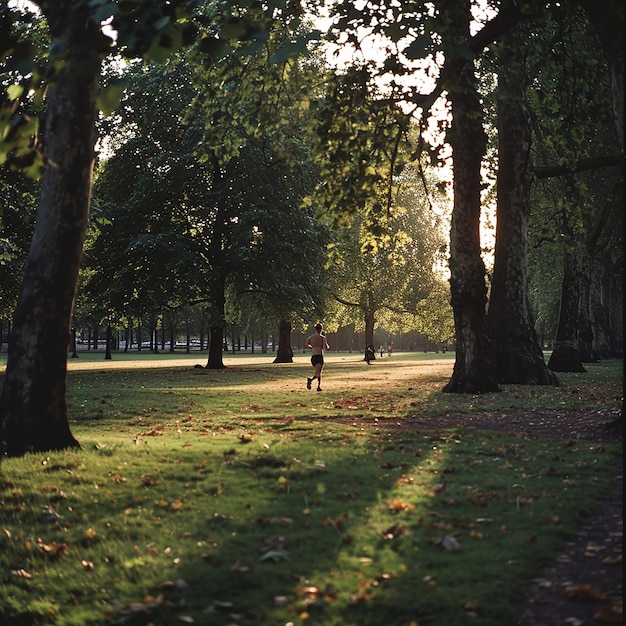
left=0, top=351, right=622, bottom=626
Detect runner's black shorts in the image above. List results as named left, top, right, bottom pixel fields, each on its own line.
left=311, top=354, right=324, bottom=366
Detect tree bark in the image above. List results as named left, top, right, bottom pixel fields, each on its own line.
left=1, top=7, right=100, bottom=455
left=206, top=324, right=225, bottom=369
left=442, top=1, right=499, bottom=394
left=205, top=275, right=226, bottom=369
left=548, top=245, right=586, bottom=372
left=273, top=319, right=294, bottom=363
left=488, top=27, right=558, bottom=386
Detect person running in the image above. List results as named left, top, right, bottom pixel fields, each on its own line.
left=305, top=323, right=329, bottom=392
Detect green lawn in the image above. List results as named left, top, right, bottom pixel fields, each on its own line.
left=0, top=352, right=622, bottom=626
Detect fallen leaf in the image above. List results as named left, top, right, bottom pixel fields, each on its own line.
left=382, top=499, right=415, bottom=512
left=261, top=536, right=288, bottom=551
left=231, top=563, right=251, bottom=573
left=382, top=523, right=407, bottom=539
left=602, top=555, right=623, bottom=565
left=321, top=513, right=349, bottom=531
left=37, top=538, right=68, bottom=559
left=564, top=584, right=607, bottom=601
left=594, top=605, right=624, bottom=623
left=157, top=580, right=175, bottom=590
left=40, top=505, right=63, bottom=522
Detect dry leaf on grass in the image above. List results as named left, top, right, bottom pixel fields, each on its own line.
left=564, top=584, right=607, bottom=600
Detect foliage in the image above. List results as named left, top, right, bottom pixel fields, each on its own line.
left=86, top=60, right=207, bottom=327
left=0, top=170, right=39, bottom=318
left=187, top=2, right=324, bottom=166
left=410, top=280, right=455, bottom=346
left=0, top=354, right=621, bottom=625
left=326, top=158, right=448, bottom=342
left=88, top=51, right=330, bottom=344
left=526, top=5, right=623, bottom=346
left=308, top=65, right=414, bottom=231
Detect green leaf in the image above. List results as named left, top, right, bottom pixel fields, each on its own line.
left=97, top=83, right=125, bottom=116
left=6, top=84, right=24, bottom=101
left=198, top=36, right=232, bottom=61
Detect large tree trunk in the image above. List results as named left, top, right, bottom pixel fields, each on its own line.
left=548, top=244, right=586, bottom=372
left=0, top=8, right=101, bottom=455
left=577, top=244, right=598, bottom=363
left=442, top=1, right=499, bottom=394
left=273, top=319, right=294, bottom=363
left=488, top=27, right=558, bottom=386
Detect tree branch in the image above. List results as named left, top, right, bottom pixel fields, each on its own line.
left=532, top=155, right=623, bottom=179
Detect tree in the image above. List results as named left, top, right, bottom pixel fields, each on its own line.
left=0, top=170, right=38, bottom=328
left=318, top=0, right=621, bottom=391
left=87, top=61, right=208, bottom=356
left=187, top=19, right=330, bottom=367
left=90, top=42, right=328, bottom=367
left=0, top=1, right=104, bottom=454
left=327, top=160, right=445, bottom=354
left=524, top=5, right=623, bottom=371
left=487, top=25, right=558, bottom=385
left=0, top=0, right=286, bottom=455
left=438, top=1, right=500, bottom=393
left=318, top=0, right=530, bottom=393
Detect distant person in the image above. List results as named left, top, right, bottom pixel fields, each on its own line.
left=379, top=344, right=384, bottom=358
left=387, top=344, right=393, bottom=357
left=305, top=323, right=329, bottom=391
left=365, top=345, right=375, bottom=365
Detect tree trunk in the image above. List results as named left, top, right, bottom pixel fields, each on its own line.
left=169, top=318, right=175, bottom=353
left=104, top=323, right=112, bottom=360
left=273, top=319, right=294, bottom=363
left=488, top=27, right=558, bottom=386
left=206, top=324, right=225, bottom=369
left=548, top=245, right=586, bottom=372
left=204, top=274, right=226, bottom=369
left=442, top=1, right=499, bottom=394
left=578, top=244, right=598, bottom=363
left=364, top=308, right=375, bottom=357
left=0, top=8, right=100, bottom=455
